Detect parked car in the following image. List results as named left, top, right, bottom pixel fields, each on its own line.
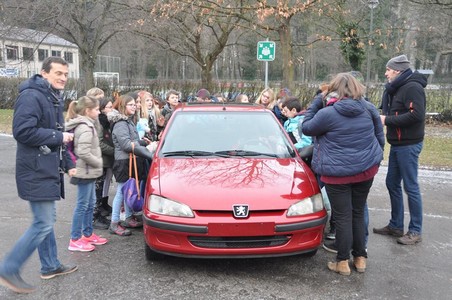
left=143, top=102, right=327, bottom=260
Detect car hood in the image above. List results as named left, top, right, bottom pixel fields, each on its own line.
left=152, top=158, right=317, bottom=211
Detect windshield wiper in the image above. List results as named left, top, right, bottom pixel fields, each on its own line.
left=162, top=150, right=230, bottom=157
left=214, top=150, right=278, bottom=158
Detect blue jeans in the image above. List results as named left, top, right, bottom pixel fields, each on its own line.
left=326, top=179, right=373, bottom=261
left=0, top=201, right=61, bottom=275
left=111, top=182, right=133, bottom=223
left=386, top=142, right=423, bottom=234
left=71, top=182, right=96, bottom=240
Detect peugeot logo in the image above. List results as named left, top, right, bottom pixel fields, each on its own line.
left=232, top=204, right=249, bottom=218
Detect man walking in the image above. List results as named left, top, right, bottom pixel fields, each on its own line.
left=373, top=54, right=427, bottom=245
left=0, top=57, right=78, bottom=293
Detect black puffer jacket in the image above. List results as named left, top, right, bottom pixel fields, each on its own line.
left=383, top=71, right=427, bottom=146
left=98, top=113, right=115, bottom=168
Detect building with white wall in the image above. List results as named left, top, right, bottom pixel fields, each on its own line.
left=0, top=26, right=79, bottom=79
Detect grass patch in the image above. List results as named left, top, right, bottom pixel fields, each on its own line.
left=0, top=109, right=13, bottom=134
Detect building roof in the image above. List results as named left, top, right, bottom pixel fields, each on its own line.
left=0, top=26, right=77, bottom=48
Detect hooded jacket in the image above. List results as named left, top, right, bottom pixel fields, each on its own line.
left=110, top=113, right=153, bottom=182
left=13, top=74, right=75, bottom=201
left=302, top=95, right=385, bottom=177
left=382, top=71, right=427, bottom=146
left=65, top=115, right=103, bottom=179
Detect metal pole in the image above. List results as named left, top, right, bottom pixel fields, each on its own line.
left=366, top=0, right=378, bottom=95
left=265, top=61, right=268, bottom=89
left=366, top=6, right=374, bottom=92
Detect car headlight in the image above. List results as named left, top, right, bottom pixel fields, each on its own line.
left=287, top=193, right=324, bottom=216
left=149, top=195, right=194, bottom=218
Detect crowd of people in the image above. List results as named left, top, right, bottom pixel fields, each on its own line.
left=0, top=53, right=427, bottom=293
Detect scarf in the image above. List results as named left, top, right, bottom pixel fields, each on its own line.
left=380, top=68, right=412, bottom=115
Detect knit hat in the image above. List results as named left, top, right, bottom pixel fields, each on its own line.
left=196, top=88, right=210, bottom=99
left=386, top=55, right=410, bottom=72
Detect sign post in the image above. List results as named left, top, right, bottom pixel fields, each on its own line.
left=257, top=40, right=276, bottom=89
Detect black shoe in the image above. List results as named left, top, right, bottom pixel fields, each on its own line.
left=0, top=272, right=35, bottom=294
left=40, top=264, right=78, bottom=280
left=373, top=225, right=403, bottom=237
left=93, top=216, right=110, bottom=230
left=322, top=240, right=338, bottom=254
left=99, top=206, right=111, bottom=217
left=326, top=228, right=336, bottom=240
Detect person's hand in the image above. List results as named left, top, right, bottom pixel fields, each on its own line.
left=157, top=116, right=165, bottom=127
left=143, top=137, right=151, bottom=145
left=380, top=115, right=386, bottom=125
left=68, top=168, right=77, bottom=177
left=63, top=132, right=74, bottom=144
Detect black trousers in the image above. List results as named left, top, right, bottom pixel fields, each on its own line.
left=325, top=178, right=374, bottom=261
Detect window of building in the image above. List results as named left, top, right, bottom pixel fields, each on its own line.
left=51, top=50, right=61, bottom=57
left=6, top=45, right=19, bottom=60
left=22, top=47, right=34, bottom=61
left=38, top=49, right=49, bottom=61
left=64, top=51, right=73, bottom=63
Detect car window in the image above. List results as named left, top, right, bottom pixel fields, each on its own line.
left=159, top=111, right=295, bottom=158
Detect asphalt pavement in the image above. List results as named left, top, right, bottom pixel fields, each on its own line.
left=0, top=134, right=451, bottom=300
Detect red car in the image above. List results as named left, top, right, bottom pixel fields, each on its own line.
left=143, top=103, right=327, bottom=260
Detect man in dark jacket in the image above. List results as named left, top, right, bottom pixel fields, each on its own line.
left=373, top=54, right=427, bottom=245
left=0, top=57, right=78, bottom=294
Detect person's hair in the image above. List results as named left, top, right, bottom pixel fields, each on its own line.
left=166, top=89, right=179, bottom=101
left=255, top=88, right=276, bottom=109
left=235, top=94, right=248, bottom=103
left=282, top=97, right=302, bottom=112
left=117, top=94, right=135, bottom=116
left=137, top=91, right=152, bottom=118
left=41, top=56, right=68, bottom=73
left=86, top=87, right=105, bottom=98
left=112, top=91, right=121, bottom=110
left=99, top=97, right=113, bottom=113
left=65, top=96, right=99, bottom=121
left=325, top=72, right=365, bottom=100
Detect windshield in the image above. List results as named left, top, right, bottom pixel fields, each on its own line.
left=159, top=111, right=295, bottom=158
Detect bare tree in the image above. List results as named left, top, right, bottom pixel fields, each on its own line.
left=1, top=0, right=128, bottom=91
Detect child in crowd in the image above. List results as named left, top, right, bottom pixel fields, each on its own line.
left=161, top=90, right=180, bottom=126
left=109, top=95, right=154, bottom=236
left=65, top=96, right=107, bottom=252
left=281, top=97, right=312, bottom=150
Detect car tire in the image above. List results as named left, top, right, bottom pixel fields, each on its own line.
left=144, top=242, right=165, bottom=261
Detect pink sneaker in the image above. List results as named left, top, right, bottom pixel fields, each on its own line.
left=68, top=238, right=95, bottom=252
left=81, top=233, right=108, bottom=245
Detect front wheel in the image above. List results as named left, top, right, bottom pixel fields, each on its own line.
left=144, top=242, right=165, bottom=261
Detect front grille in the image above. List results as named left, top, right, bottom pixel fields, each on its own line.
left=188, top=235, right=291, bottom=248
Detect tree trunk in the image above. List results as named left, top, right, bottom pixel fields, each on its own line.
left=278, top=19, right=294, bottom=90
left=80, top=52, right=96, bottom=92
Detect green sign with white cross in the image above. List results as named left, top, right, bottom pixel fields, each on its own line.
left=257, top=41, right=276, bottom=61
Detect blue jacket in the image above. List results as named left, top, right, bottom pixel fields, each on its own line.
left=283, top=115, right=312, bottom=149
left=13, top=75, right=74, bottom=201
left=302, top=95, right=385, bottom=177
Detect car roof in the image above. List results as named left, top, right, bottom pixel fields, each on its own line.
left=176, top=102, right=268, bottom=112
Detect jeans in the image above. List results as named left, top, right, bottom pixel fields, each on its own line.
left=386, top=142, right=423, bottom=234
left=0, top=201, right=61, bottom=275
left=326, top=179, right=374, bottom=261
left=111, top=182, right=133, bottom=223
left=71, top=182, right=96, bottom=240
